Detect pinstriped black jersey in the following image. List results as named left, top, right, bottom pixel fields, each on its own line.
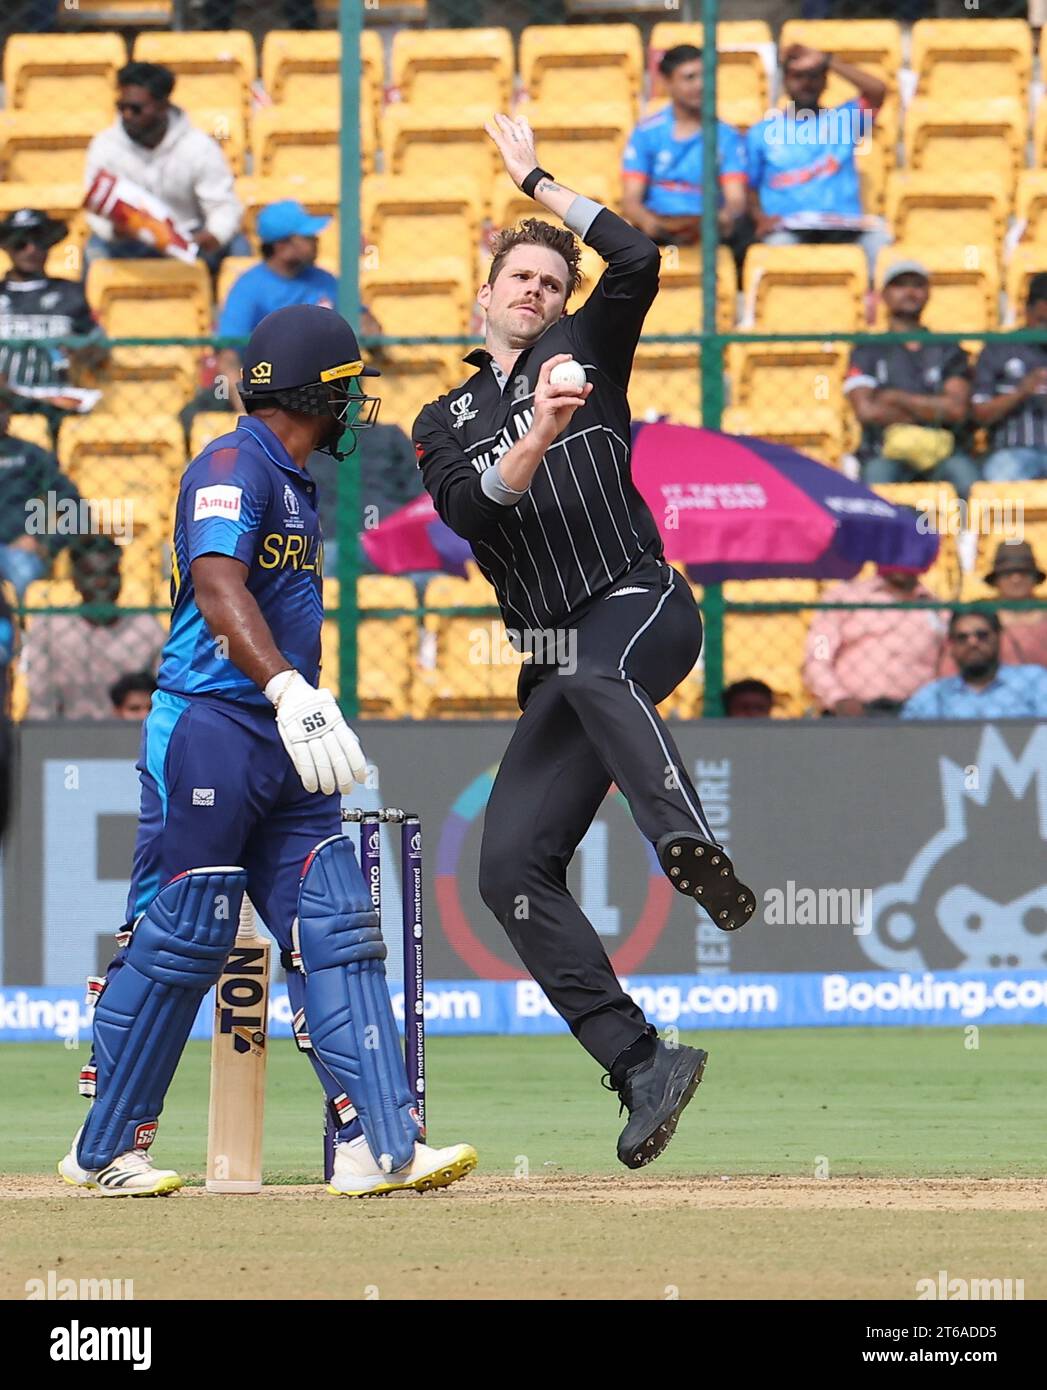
left=412, top=209, right=665, bottom=634
left=0, top=275, right=97, bottom=388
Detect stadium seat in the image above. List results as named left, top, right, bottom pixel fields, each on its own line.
left=86, top=260, right=212, bottom=338
left=629, top=349, right=702, bottom=427
left=361, top=28, right=385, bottom=153
left=911, top=19, right=1031, bottom=104
left=382, top=106, right=501, bottom=209
left=905, top=98, right=1024, bottom=199
left=23, top=578, right=81, bottom=611
left=391, top=28, right=513, bottom=113
left=490, top=171, right=615, bottom=234
left=319, top=576, right=419, bottom=718
left=855, top=135, right=887, bottom=216
left=251, top=107, right=347, bottom=183
left=884, top=171, right=1009, bottom=265
left=642, top=244, right=735, bottom=341
left=362, top=175, right=482, bottom=282
left=187, top=106, right=246, bottom=177
left=235, top=175, right=340, bottom=266
left=0, top=112, right=98, bottom=184
left=262, top=30, right=340, bottom=109
left=359, top=263, right=472, bottom=362
left=56, top=418, right=185, bottom=550
left=66, top=1, right=172, bottom=23
left=874, top=244, right=998, bottom=334
left=1015, top=169, right=1047, bottom=245
left=1004, top=243, right=1047, bottom=323
left=743, top=244, right=867, bottom=334
left=416, top=571, right=520, bottom=717
left=371, top=352, right=461, bottom=432
left=648, top=21, right=772, bottom=130
left=520, top=24, right=644, bottom=116
left=133, top=31, right=256, bottom=120
left=2, top=32, right=127, bottom=116
left=520, top=103, right=633, bottom=206
left=721, top=404, right=844, bottom=468
left=727, top=342, right=847, bottom=430
left=968, top=483, right=1047, bottom=582
left=778, top=19, right=902, bottom=90
left=6, top=414, right=53, bottom=452
left=723, top=579, right=821, bottom=717
left=97, top=346, right=199, bottom=418
left=189, top=412, right=241, bottom=459
left=870, top=483, right=961, bottom=600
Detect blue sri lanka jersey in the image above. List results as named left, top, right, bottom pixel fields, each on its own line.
left=745, top=98, right=874, bottom=220
left=622, top=107, right=747, bottom=216
left=157, top=415, right=325, bottom=708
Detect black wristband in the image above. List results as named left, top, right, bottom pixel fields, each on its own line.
left=521, top=166, right=554, bottom=198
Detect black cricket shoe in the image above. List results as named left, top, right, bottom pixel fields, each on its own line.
left=605, top=1040, right=709, bottom=1170
left=656, top=830, right=756, bottom=932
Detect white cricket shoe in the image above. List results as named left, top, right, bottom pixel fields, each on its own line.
left=328, top=1133, right=478, bottom=1198
left=58, top=1127, right=182, bottom=1198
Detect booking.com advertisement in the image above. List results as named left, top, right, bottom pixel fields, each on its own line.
left=1, top=721, right=1044, bottom=1036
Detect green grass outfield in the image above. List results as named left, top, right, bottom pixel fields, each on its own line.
left=2, top=1027, right=1044, bottom=1180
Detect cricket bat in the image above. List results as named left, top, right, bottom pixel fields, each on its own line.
left=206, top=895, right=270, bottom=1194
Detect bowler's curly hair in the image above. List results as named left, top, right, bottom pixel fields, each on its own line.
left=488, top=218, right=585, bottom=299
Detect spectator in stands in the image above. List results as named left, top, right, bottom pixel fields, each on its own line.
left=804, top=563, right=947, bottom=716
left=972, top=274, right=1047, bottom=482
left=84, top=62, right=245, bottom=274
left=110, top=670, right=157, bottom=720
left=722, top=679, right=774, bottom=717
left=202, top=0, right=318, bottom=26
left=0, top=376, right=80, bottom=598
left=0, top=209, right=104, bottom=391
left=902, top=609, right=1047, bottom=719
left=621, top=46, right=748, bottom=257
left=23, top=536, right=166, bottom=720
left=746, top=43, right=890, bottom=277
left=843, top=261, right=978, bottom=498
left=215, top=201, right=339, bottom=413
left=940, top=541, right=1047, bottom=674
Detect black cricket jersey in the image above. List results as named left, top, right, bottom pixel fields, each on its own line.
left=0, top=275, right=97, bottom=388
left=413, top=208, right=665, bottom=634
left=972, top=340, right=1047, bottom=452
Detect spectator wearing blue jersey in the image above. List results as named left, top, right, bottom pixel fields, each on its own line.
left=747, top=44, right=891, bottom=277
left=621, top=45, right=748, bottom=256
left=902, top=610, right=1047, bottom=720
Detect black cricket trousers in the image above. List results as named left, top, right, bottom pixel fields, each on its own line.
left=478, top=552, right=717, bottom=1071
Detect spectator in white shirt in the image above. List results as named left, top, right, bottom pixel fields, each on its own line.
left=84, top=62, right=246, bottom=274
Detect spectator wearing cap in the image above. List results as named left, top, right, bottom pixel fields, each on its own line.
left=621, top=46, right=748, bottom=258
left=971, top=275, right=1047, bottom=483
left=722, top=679, right=774, bottom=717
left=844, top=260, right=977, bottom=498
left=0, top=210, right=104, bottom=392
left=902, top=609, right=1047, bottom=719
left=109, top=670, right=157, bottom=719
left=84, top=61, right=245, bottom=274
left=23, top=536, right=165, bottom=720
left=746, top=43, right=891, bottom=277
left=941, top=541, right=1047, bottom=673
left=803, top=563, right=947, bottom=716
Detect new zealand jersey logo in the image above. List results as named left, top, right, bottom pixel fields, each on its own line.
left=450, top=393, right=478, bottom=429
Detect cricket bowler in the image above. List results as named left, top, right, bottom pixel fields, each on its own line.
left=414, top=116, right=756, bottom=1169
left=60, top=303, right=476, bottom=1197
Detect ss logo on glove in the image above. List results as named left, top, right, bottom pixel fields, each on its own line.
left=302, top=712, right=328, bottom=734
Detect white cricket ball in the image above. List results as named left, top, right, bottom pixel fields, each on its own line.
left=549, top=359, right=587, bottom=390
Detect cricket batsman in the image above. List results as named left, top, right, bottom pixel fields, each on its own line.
left=414, top=116, right=756, bottom=1169
left=60, top=303, right=476, bottom=1197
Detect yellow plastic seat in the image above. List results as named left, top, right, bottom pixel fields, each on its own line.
left=629, top=350, right=702, bottom=427
left=743, top=244, right=867, bottom=334
left=1004, top=243, right=1047, bottom=324
left=251, top=107, right=347, bottom=183
left=23, top=578, right=81, bottom=611
left=360, top=261, right=472, bottom=361
left=262, top=30, right=341, bottom=110
left=884, top=170, right=1009, bottom=263
left=235, top=175, right=340, bottom=267
left=644, top=244, right=735, bottom=341
left=649, top=21, right=772, bottom=129
left=133, top=31, right=256, bottom=120
left=1015, top=169, right=1047, bottom=246
left=869, top=483, right=961, bottom=600
left=65, top=0, right=172, bottom=22
left=722, top=404, right=844, bottom=468
left=873, top=244, right=998, bottom=335
left=189, top=412, right=241, bottom=459
left=112, top=539, right=164, bottom=607
left=86, top=259, right=212, bottom=338
left=382, top=106, right=500, bottom=211
left=369, top=351, right=461, bottom=432
left=905, top=98, right=1024, bottom=199
left=724, top=579, right=822, bottom=718
left=520, top=24, right=643, bottom=116
left=392, top=28, right=513, bottom=113
left=968, top=482, right=1047, bottom=580
left=361, top=28, right=384, bottom=152
left=727, top=341, right=847, bottom=429
left=3, top=32, right=127, bottom=116
left=6, top=414, right=54, bottom=452
left=362, top=175, right=481, bottom=283
left=0, top=112, right=98, bottom=183
left=416, top=571, right=519, bottom=718
left=58, top=415, right=185, bottom=490
left=320, top=576, right=419, bottom=718
left=95, top=346, right=200, bottom=418
left=490, top=171, right=615, bottom=235
left=911, top=18, right=1031, bottom=104
left=522, top=103, right=633, bottom=205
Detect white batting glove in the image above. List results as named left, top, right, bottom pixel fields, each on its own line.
left=265, top=670, right=367, bottom=795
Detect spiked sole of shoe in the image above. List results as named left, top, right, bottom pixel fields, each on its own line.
left=659, top=836, right=757, bottom=932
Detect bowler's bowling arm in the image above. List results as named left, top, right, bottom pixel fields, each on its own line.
left=192, top=554, right=292, bottom=690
